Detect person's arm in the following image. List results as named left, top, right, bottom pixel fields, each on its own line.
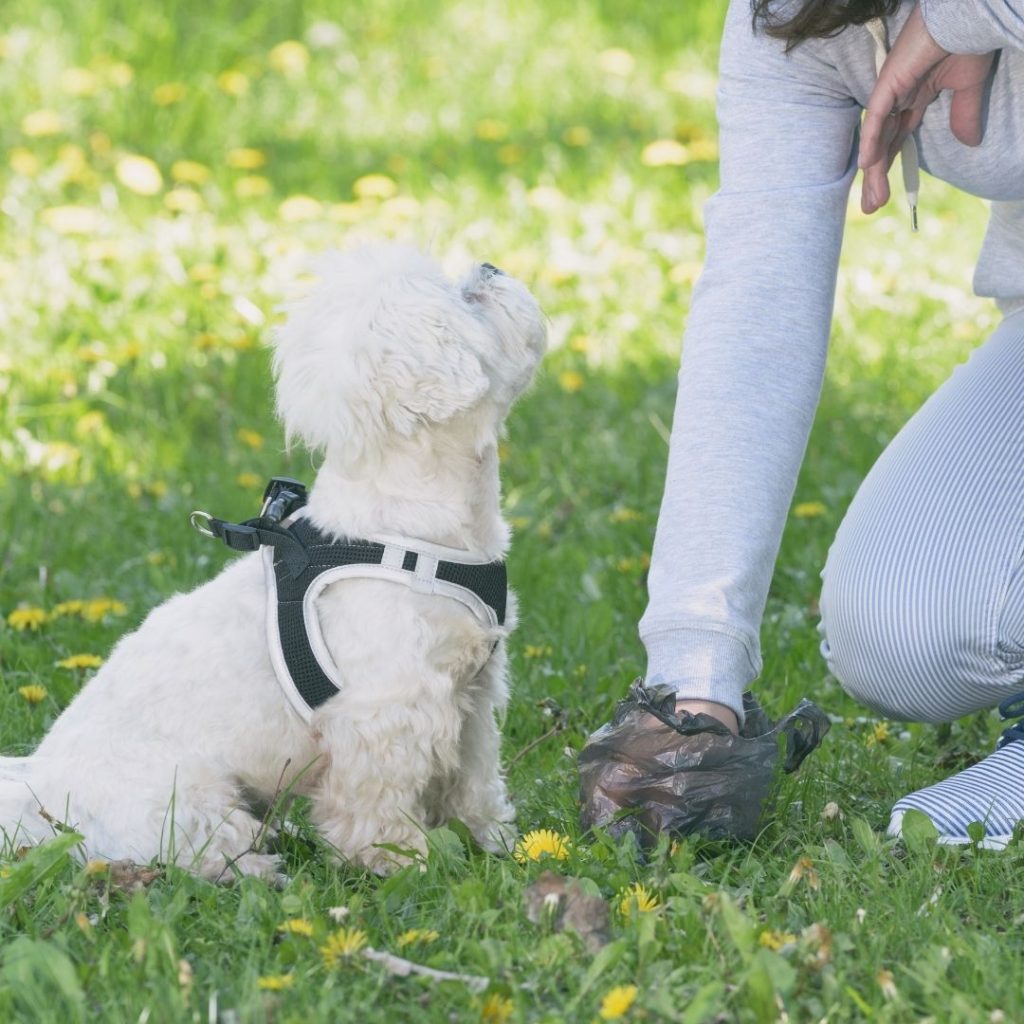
left=638, top=0, right=860, bottom=720
left=920, top=0, right=1024, bottom=53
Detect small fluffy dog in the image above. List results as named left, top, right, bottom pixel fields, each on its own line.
left=0, top=244, right=546, bottom=879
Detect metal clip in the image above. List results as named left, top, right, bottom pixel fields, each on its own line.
left=189, top=510, right=216, bottom=538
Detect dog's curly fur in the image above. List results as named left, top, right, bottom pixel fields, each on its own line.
left=0, top=244, right=546, bottom=879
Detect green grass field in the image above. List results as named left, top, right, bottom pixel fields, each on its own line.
left=1, top=1, right=1021, bottom=1020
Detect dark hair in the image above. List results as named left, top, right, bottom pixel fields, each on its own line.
left=752, top=0, right=900, bottom=47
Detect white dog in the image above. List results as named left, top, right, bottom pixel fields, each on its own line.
left=0, top=244, right=546, bottom=880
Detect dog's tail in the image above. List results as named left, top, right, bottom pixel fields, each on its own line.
left=0, top=757, right=39, bottom=849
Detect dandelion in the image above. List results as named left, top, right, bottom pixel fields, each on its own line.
left=56, top=654, right=103, bottom=670
left=81, top=598, right=127, bottom=622
left=641, top=139, right=690, bottom=167
left=85, top=859, right=109, bottom=876
left=53, top=600, right=85, bottom=618
left=236, top=472, right=262, bottom=490
left=116, top=155, right=163, bottom=196
left=617, top=882, right=660, bottom=918
left=319, top=927, right=368, bottom=967
left=597, top=48, right=635, bottom=76
left=396, top=928, right=439, bottom=948
left=165, top=189, right=202, bottom=214
left=7, top=607, right=49, bottom=631
left=522, top=644, right=553, bottom=659
left=277, top=918, right=314, bottom=937
left=74, top=912, right=92, bottom=934
left=479, top=993, right=514, bottom=1023
left=9, top=148, right=39, bottom=177
left=353, top=174, right=397, bottom=201
left=268, top=40, right=309, bottom=77
left=257, top=974, right=294, bottom=991
left=786, top=855, right=820, bottom=891
left=327, top=906, right=350, bottom=923
left=278, top=195, right=322, bottom=222
left=18, top=685, right=48, bottom=704
left=793, top=501, right=827, bottom=519
left=688, top=138, right=719, bottom=162
left=235, top=175, right=271, bottom=198
left=514, top=829, right=570, bottom=864
left=758, top=929, right=798, bottom=951
left=475, top=119, right=509, bottom=141
left=217, top=70, right=250, bottom=96
left=153, top=82, right=187, bottom=105
left=876, top=968, right=898, bottom=1000
left=21, top=110, right=63, bottom=137
left=237, top=428, right=263, bottom=449
left=61, top=67, right=101, bottom=97
left=227, top=147, right=266, bottom=170
left=866, top=721, right=889, bottom=747
left=821, top=801, right=842, bottom=821
left=562, top=125, right=592, bottom=147
left=609, top=507, right=642, bottom=524
left=558, top=370, right=585, bottom=393
left=171, top=160, right=210, bottom=185
left=599, top=984, right=638, bottom=1020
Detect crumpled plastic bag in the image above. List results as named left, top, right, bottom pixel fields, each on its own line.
left=578, top=679, right=831, bottom=845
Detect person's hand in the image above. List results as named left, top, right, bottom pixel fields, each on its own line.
left=859, top=4, right=995, bottom=214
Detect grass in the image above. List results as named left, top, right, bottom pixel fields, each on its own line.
left=1, top=0, right=1022, bottom=1021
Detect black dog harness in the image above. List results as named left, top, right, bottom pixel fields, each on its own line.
left=191, top=477, right=508, bottom=722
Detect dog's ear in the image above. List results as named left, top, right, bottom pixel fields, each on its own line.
left=272, top=246, right=490, bottom=460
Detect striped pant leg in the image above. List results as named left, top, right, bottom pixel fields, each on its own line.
left=818, top=310, right=1024, bottom=723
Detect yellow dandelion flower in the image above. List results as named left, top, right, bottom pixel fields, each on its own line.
left=60, top=67, right=101, bottom=97
left=599, top=984, right=638, bottom=1020
left=319, top=927, right=368, bottom=967
left=237, top=428, right=263, bottom=449
left=688, top=137, right=719, bottom=162
left=496, top=144, right=523, bottom=165
left=609, top=507, right=642, bottom=524
left=84, top=859, right=109, bottom=875
left=569, top=335, right=591, bottom=353
left=165, top=188, right=202, bottom=214
left=522, top=644, right=553, bottom=659
left=170, top=160, right=209, bottom=184
left=236, top=472, right=262, bottom=490
left=758, top=929, right=798, bottom=951
left=866, top=721, right=889, bottom=747
left=74, top=912, right=92, bottom=934
left=21, top=109, right=63, bottom=137
left=268, top=40, right=309, bottom=77
left=475, top=119, right=508, bottom=141
left=353, top=173, right=397, bottom=200
left=153, top=81, right=187, bottom=105
left=598, top=48, right=635, bottom=76
left=9, top=147, right=39, bottom=177
left=227, top=147, right=266, bottom=170
left=278, top=195, right=322, bottom=222
left=793, top=501, right=827, bottom=519
left=558, top=370, right=585, bottom=393
left=257, top=973, right=294, bottom=991
left=105, top=62, right=134, bottom=87
left=18, top=685, right=48, bottom=704
left=396, top=928, right=439, bottom=948
left=7, top=607, right=49, bottom=631
left=116, top=155, right=163, bottom=196
left=56, top=654, right=103, bottom=670
left=278, top=918, right=314, bottom=937
left=81, top=598, right=127, bottom=622
left=217, top=69, right=249, bottom=96
left=479, top=993, right=514, bottom=1023
left=562, top=125, right=592, bottom=147
left=235, top=175, right=271, bottom=198
left=641, top=139, right=690, bottom=167
left=514, top=829, right=570, bottom=864
left=53, top=600, right=85, bottom=618
left=617, top=882, right=660, bottom=918
left=41, top=206, right=101, bottom=235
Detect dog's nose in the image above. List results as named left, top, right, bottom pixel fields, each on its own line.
left=480, top=262, right=504, bottom=278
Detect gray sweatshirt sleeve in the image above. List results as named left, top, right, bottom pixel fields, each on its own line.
left=921, top=0, right=1024, bottom=54
left=639, top=0, right=861, bottom=717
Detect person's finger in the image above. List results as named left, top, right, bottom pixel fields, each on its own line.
left=949, top=78, right=987, bottom=146
left=859, top=84, right=902, bottom=169
left=860, top=157, right=891, bottom=214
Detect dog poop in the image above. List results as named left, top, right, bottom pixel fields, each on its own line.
left=578, top=680, right=830, bottom=845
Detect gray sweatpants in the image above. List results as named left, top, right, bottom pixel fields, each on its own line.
left=820, top=309, right=1024, bottom=723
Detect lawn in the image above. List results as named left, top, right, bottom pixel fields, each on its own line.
left=1, top=0, right=1021, bottom=1021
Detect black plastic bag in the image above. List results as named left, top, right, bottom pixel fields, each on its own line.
left=578, top=679, right=830, bottom=845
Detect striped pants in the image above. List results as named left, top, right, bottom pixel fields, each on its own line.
left=819, top=309, right=1024, bottom=723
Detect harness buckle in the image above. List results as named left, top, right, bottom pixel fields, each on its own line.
left=261, top=477, right=309, bottom=523
left=189, top=510, right=217, bottom=539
